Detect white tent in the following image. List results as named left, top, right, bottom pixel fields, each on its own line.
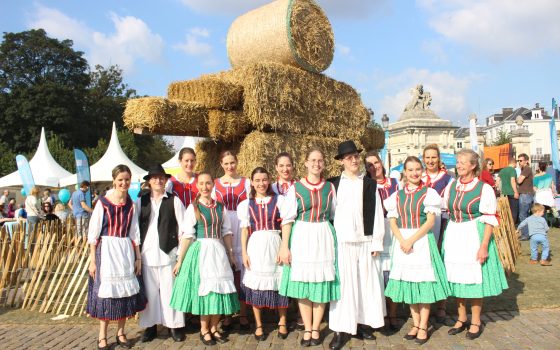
left=162, top=136, right=206, bottom=170
left=0, top=128, right=72, bottom=188
left=59, top=123, right=147, bottom=186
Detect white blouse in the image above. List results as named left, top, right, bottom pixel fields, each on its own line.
left=87, top=199, right=141, bottom=246
left=442, top=177, right=498, bottom=226
left=182, top=202, right=232, bottom=240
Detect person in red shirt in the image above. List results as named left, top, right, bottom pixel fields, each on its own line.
left=479, top=158, right=496, bottom=193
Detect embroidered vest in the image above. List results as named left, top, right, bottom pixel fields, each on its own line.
left=396, top=186, right=428, bottom=229
left=294, top=181, right=335, bottom=223
left=139, top=192, right=179, bottom=254
left=169, top=175, right=198, bottom=208
left=329, top=176, right=377, bottom=236
left=195, top=202, right=225, bottom=239
left=214, top=178, right=248, bottom=211
left=248, top=195, right=281, bottom=235
left=447, top=180, right=484, bottom=223
left=98, top=196, right=134, bottom=238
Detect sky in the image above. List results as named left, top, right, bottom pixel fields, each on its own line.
left=1, top=0, right=559, bottom=134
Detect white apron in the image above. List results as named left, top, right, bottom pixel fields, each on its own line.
left=290, top=221, right=336, bottom=282
left=389, top=228, right=435, bottom=282
left=198, top=238, right=237, bottom=296
left=98, top=236, right=140, bottom=298
left=379, top=218, right=394, bottom=272
left=443, top=219, right=483, bottom=284
left=242, top=230, right=282, bottom=290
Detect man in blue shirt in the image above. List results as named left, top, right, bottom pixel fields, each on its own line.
left=68, top=181, right=93, bottom=236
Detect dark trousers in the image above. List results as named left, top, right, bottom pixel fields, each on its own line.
left=507, top=195, right=519, bottom=225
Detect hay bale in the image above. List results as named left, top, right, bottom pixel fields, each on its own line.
left=227, top=0, right=334, bottom=73
left=361, top=123, right=385, bottom=151
left=208, top=110, right=251, bottom=142
left=237, top=131, right=363, bottom=179
left=124, top=97, right=209, bottom=136
left=194, top=139, right=241, bottom=179
left=201, top=63, right=369, bottom=140
left=167, top=79, right=243, bottom=110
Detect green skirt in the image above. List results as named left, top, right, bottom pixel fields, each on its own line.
left=170, top=241, right=240, bottom=315
left=385, top=232, right=450, bottom=304
left=443, top=221, right=508, bottom=298
left=278, top=222, right=340, bottom=303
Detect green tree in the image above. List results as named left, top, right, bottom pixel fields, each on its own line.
left=0, top=142, right=16, bottom=177
left=492, top=129, right=512, bottom=146
left=47, top=132, right=74, bottom=171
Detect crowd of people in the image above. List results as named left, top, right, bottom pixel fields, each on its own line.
left=77, top=140, right=517, bottom=350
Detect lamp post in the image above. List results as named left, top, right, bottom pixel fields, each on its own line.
left=382, top=114, right=390, bottom=169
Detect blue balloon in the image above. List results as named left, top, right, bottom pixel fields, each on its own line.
left=128, top=182, right=142, bottom=199
left=21, top=188, right=26, bottom=196
left=58, top=189, right=71, bottom=204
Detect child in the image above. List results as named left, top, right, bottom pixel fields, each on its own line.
left=518, top=203, right=551, bottom=266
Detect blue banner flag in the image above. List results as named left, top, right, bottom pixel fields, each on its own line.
left=74, top=148, right=92, bottom=208
left=551, top=99, right=560, bottom=170
left=16, top=155, right=35, bottom=196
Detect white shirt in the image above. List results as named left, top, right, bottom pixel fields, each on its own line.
left=333, top=172, right=385, bottom=251
left=137, top=193, right=187, bottom=267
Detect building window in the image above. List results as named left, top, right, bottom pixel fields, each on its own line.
left=456, top=142, right=463, bottom=149
left=523, top=125, right=529, bottom=130
left=536, top=147, right=542, bottom=155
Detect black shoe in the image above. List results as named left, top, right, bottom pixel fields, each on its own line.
left=387, top=316, right=399, bottom=331
left=169, top=328, right=185, bottom=342
left=355, top=326, right=376, bottom=340
left=415, top=326, right=429, bottom=345
left=310, top=329, right=322, bottom=346
left=329, top=332, right=348, bottom=350
left=300, top=331, right=312, bottom=347
left=404, top=326, right=419, bottom=340
left=97, top=338, right=108, bottom=350
left=278, top=324, right=289, bottom=339
left=253, top=326, right=266, bottom=341
left=212, top=330, right=228, bottom=344
left=239, top=315, right=251, bottom=331
left=448, top=319, right=469, bottom=335
left=115, top=334, right=132, bottom=349
left=435, top=307, right=447, bottom=324
left=142, top=325, right=157, bottom=343
left=200, top=331, right=216, bottom=346
left=465, top=323, right=483, bottom=340
left=221, top=317, right=233, bottom=332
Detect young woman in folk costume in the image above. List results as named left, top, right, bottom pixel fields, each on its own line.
left=383, top=156, right=450, bottom=345
left=421, top=144, right=454, bottom=323
left=170, top=173, right=239, bottom=346
left=279, top=148, right=340, bottom=347
left=442, top=149, right=508, bottom=340
left=364, top=151, right=400, bottom=331
left=87, top=165, right=147, bottom=350
left=238, top=167, right=293, bottom=341
left=212, top=150, right=251, bottom=330
left=166, top=147, right=198, bottom=208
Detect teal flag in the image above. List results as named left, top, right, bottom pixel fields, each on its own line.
left=550, top=98, right=560, bottom=170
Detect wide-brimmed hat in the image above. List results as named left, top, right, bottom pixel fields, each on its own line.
left=143, top=164, right=172, bottom=181
left=334, top=140, right=363, bottom=160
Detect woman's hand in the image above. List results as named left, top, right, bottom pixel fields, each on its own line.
left=477, top=245, right=489, bottom=264
left=400, top=239, right=413, bottom=254
left=242, top=253, right=251, bottom=270
left=279, top=246, right=291, bottom=265
left=88, top=260, right=96, bottom=280
left=172, top=261, right=182, bottom=276
left=134, top=259, right=142, bottom=276
left=228, top=253, right=238, bottom=271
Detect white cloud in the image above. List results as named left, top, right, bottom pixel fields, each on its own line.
left=421, top=40, right=447, bottom=64
left=27, top=5, right=164, bottom=73
left=181, top=0, right=389, bottom=19
left=420, top=0, right=560, bottom=58
left=174, top=28, right=213, bottom=56
left=337, top=44, right=351, bottom=56
left=375, top=68, right=475, bottom=124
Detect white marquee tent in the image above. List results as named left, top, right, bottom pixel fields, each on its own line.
left=0, top=128, right=72, bottom=188
left=162, top=136, right=206, bottom=172
left=59, top=123, right=147, bottom=186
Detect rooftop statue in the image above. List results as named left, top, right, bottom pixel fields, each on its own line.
left=404, top=84, right=432, bottom=112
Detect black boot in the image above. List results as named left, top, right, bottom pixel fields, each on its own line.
left=355, top=325, right=376, bottom=340
left=329, top=332, right=348, bottom=350
left=141, top=325, right=157, bottom=343
left=170, top=327, right=185, bottom=342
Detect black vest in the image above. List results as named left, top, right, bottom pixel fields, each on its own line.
left=328, top=175, right=377, bottom=236
left=139, top=192, right=179, bottom=254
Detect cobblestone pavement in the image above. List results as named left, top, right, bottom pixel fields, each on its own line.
left=0, top=228, right=558, bottom=349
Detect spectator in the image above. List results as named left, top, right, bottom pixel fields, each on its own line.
left=7, top=198, right=16, bottom=218
left=499, top=158, right=519, bottom=225
left=0, top=190, right=8, bottom=207
left=25, top=186, right=42, bottom=233
left=517, top=203, right=551, bottom=266
left=479, top=158, right=496, bottom=193
left=42, top=189, right=56, bottom=206
left=533, top=161, right=556, bottom=208
left=54, top=203, right=70, bottom=223
left=69, top=181, right=93, bottom=236
left=517, top=154, right=534, bottom=240
left=14, top=204, right=27, bottom=219
left=42, top=202, right=60, bottom=222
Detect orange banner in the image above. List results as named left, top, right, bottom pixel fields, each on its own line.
left=483, top=144, right=511, bottom=169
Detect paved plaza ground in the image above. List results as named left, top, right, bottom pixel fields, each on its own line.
left=1, top=228, right=559, bottom=349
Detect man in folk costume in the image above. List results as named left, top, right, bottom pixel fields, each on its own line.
left=328, top=141, right=386, bottom=350
left=138, top=165, right=187, bottom=342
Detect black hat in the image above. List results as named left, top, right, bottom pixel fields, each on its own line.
left=143, top=164, right=172, bottom=181
left=334, top=140, right=363, bottom=160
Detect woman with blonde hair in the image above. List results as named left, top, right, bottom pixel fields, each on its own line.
left=25, top=186, right=42, bottom=234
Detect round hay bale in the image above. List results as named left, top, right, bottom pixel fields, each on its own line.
left=123, top=97, right=209, bottom=137
left=208, top=110, right=251, bottom=142
left=226, top=0, right=334, bottom=73
left=167, top=79, right=243, bottom=110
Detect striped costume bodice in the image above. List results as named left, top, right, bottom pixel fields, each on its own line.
left=377, top=177, right=399, bottom=201
left=248, top=195, right=281, bottom=235
left=214, top=178, right=248, bottom=211
left=294, top=180, right=335, bottom=223
left=272, top=180, right=295, bottom=197
left=98, top=196, right=135, bottom=238
left=195, top=201, right=225, bottom=239
left=423, top=171, right=452, bottom=196
left=396, top=186, right=428, bottom=229
left=447, top=180, right=484, bottom=223
left=169, top=175, right=198, bottom=207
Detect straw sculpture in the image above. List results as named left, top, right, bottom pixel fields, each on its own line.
left=124, top=97, right=209, bottom=136
left=167, top=79, right=243, bottom=110
left=361, top=123, right=386, bottom=151
left=208, top=110, right=250, bottom=141
left=194, top=139, right=241, bottom=178
left=237, top=131, right=363, bottom=178
left=227, top=0, right=334, bottom=73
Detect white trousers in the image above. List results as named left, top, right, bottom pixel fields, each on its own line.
left=329, top=242, right=386, bottom=334
left=139, top=264, right=185, bottom=329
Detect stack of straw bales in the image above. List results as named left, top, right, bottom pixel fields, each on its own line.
left=123, top=0, right=382, bottom=178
